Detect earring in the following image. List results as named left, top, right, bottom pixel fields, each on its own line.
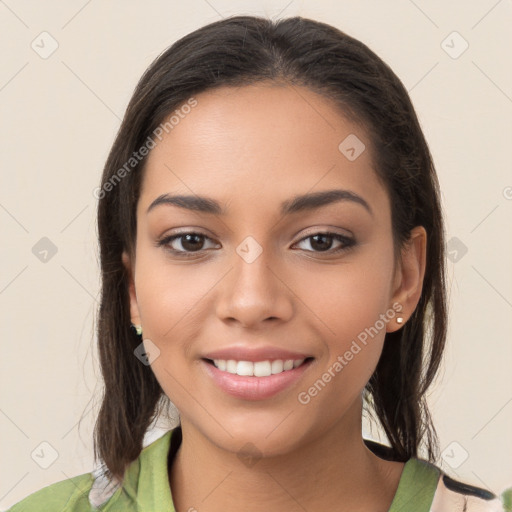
left=396, top=317, right=404, bottom=324
left=131, top=323, right=142, bottom=336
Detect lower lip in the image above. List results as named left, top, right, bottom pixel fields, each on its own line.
left=202, top=359, right=313, bottom=401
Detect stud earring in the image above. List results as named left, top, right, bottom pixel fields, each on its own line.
left=131, top=323, right=142, bottom=336
left=396, top=317, right=404, bottom=324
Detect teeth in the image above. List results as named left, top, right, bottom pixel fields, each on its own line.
left=237, top=361, right=253, bottom=376
left=212, top=358, right=305, bottom=376
left=283, top=360, right=293, bottom=371
left=271, top=360, right=283, bottom=374
left=254, top=361, right=271, bottom=377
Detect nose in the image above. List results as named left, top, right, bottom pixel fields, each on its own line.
left=215, top=246, right=294, bottom=329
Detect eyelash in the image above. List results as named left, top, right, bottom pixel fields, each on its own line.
left=156, top=231, right=356, bottom=258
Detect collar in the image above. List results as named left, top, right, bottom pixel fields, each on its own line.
left=93, top=426, right=440, bottom=511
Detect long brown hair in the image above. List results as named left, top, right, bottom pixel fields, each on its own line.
left=93, top=15, right=447, bottom=483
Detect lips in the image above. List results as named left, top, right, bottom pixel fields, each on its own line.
left=201, top=346, right=314, bottom=400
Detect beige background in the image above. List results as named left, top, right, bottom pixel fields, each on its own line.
left=1, top=0, right=511, bottom=508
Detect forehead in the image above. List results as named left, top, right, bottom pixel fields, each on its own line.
left=138, top=83, right=389, bottom=220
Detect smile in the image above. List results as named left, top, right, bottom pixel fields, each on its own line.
left=202, top=357, right=314, bottom=400
left=211, top=358, right=306, bottom=377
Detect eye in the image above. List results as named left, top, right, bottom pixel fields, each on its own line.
left=157, top=230, right=356, bottom=257
left=294, top=232, right=355, bottom=254
left=157, top=232, right=219, bottom=256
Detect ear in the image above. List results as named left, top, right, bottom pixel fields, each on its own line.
left=122, top=250, right=141, bottom=327
left=386, top=226, right=427, bottom=333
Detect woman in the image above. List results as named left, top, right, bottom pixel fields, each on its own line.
left=8, top=15, right=508, bottom=512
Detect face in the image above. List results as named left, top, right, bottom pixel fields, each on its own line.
left=123, top=83, right=426, bottom=457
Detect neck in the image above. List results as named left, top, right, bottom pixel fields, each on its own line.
left=169, top=402, right=404, bottom=512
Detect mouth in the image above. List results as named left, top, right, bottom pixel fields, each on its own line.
left=203, top=357, right=314, bottom=377
left=201, top=357, right=315, bottom=400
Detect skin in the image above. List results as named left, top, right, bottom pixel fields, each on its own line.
left=122, top=83, right=427, bottom=512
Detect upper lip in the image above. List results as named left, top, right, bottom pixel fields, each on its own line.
left=202, top=346, right=312, bottom=362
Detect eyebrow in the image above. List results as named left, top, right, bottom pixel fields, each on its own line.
left=146, top=189, right=373, bottom=217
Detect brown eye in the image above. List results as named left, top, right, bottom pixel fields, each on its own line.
left=177, top=233, right=206, bottom=252
left=295, top=232, right=355, bottom=254
left=157, top=232, right=219, bottom=256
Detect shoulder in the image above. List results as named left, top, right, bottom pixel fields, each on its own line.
left=364, top=440, right=507, bottom=512
left=6, top=472, right=95, bottom=511
left=402, top=458, right=506, bottom=512
left=430, top=472, right=507, bottom=512
left=6, top=429, right=175, bottom=511
left=6, top=465, right=133, bottom=511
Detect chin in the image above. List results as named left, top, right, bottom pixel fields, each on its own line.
left=194, top=408, right=316, bottom=460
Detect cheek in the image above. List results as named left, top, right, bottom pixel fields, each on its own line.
left=134, top=255, right=217, bottom=339
left=133, top=261, right=212, bottom=407
left=300, top=257, right=393, bottom=344
left=295, top=268, right=391, bottom=424
left=294, top=248, right=394, bottom=400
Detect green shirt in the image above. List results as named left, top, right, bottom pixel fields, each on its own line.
left=6, top=427, right=503, bottom=511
